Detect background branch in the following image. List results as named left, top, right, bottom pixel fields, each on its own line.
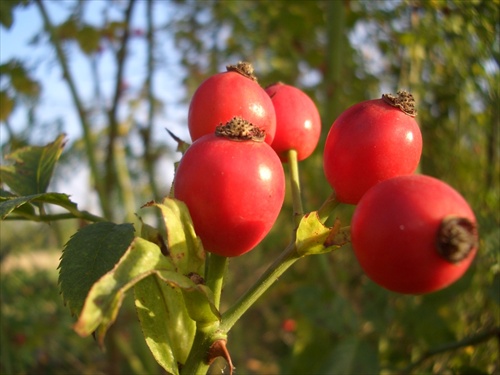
left=35, top=0, right=112, bottom=219
left=401, top=327, right=500, bottom=374
left=104, top=0, right=137, bottom=211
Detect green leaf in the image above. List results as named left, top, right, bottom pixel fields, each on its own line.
left=143, top=198, right=205, bottom=276
left=0, top=134, right=66, bottom=196
left=0, top=192, right=77, bottom=220
left=139, top=218, right=169, bottom=255
left=135, top=270, right=220, bottom=375
left=295, top=213, right=350, bottom=256
left=134, top=275, right=195, bottom=375
left=155, top=271, right=220, bottom=324
left=0, top=191, right=36, bottom=219
left=73, top=237, right=174, bottom=341
left=72, top=233, right=217, bottom=373
left=141, top=198, right=220, bottom=322
left=59, top=222, right=135, bottom=317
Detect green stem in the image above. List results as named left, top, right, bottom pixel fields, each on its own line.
left=205, top=253, right=228, bottom=309
left=219, top=240, right=301, bottom=333
left=180, top=322, right=223, bottom=375
left=317, top=191, right=340, bottom=224
left=287, top=149, right=304, bottom=227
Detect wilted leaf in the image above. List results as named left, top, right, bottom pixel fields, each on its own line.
left=0, top=134, right=66, bottom=196
left=59, top=222, right=135, bottom=317
left=295, top=213, right=349, bottom=256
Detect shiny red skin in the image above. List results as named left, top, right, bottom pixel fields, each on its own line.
left=265, top=83, right=321, bottom=162
left=188, top=71, right=276, bottom=145
left=351, top=175, right=478, bottom=294
left=323, top=98, right=422, bottom=204
left=174, top=134, right=285, bottom=257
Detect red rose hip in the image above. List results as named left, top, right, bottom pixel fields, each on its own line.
left=174, top=118, right=285, bottom=257
left=323, top=91, right=422, bottom=204
left=265, top=82, right=321, bottom=162
left=351, top=174, right=478, bottom=294
left=188, top=62, right=276, bottom=145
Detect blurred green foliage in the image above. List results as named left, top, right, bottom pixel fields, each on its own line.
left=1, top=0, right=498, bottom=374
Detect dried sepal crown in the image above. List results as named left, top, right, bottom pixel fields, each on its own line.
left=226, top=61, right=258, bottom=82
left=382, top=90, right=417, bottom=117
left=215, top=116, right=266, bottom=142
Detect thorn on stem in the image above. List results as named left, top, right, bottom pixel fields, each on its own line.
left=207, top=339, right=234, bottom=375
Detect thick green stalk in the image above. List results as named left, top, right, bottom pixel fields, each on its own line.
left=181, top=253, right=228, bottom=374
left=205, top=253, right=228, bottom=309
left=180, top=322, right=223, bottom=375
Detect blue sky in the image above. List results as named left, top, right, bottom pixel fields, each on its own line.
left=1, top=1, right=189, bottom=143
left=1, top=1, right=189, bottom=212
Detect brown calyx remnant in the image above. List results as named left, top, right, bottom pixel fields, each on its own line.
left=436, top=216, right=478, bottom=263
left=215, top=116, right=266, bottom=142
left=226, top=61, right=258, bottom=82
left=381, top=90, right=417, bottom=117
left=207, top=339, right=234, bottom=375
left=186, top=272, right=205, bottom=285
